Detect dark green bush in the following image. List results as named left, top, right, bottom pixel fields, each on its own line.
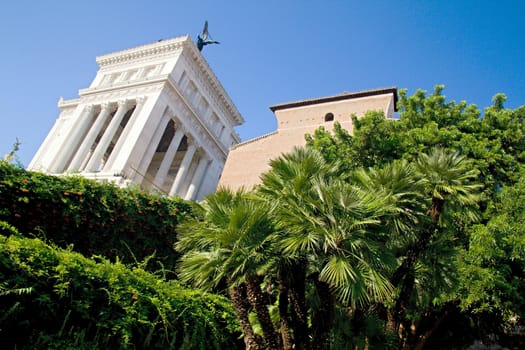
left=0, top=230, right=242, bottom=349
left=0, top=161, right=191, bottom=272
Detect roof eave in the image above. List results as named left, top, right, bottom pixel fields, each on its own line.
left=269, top=87, right=398, bottom=113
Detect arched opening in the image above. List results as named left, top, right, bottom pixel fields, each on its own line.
left=324, top=112, right=334, bottom=122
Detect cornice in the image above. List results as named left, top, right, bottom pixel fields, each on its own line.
left=58, top=84, right=161, bottom=109
left=57, top=97, right=81, bottom=108
left=229, top=130, right=278, bottom=150
left=96, top=36, right=189, bottom=67
left=269, top=87, right=399, bottom=112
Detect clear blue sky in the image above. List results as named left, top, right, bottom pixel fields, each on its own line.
left=1, top=0, right=524, bottom=166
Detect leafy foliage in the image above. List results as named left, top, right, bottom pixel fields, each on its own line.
left=459, top=175, right=525, bottom=318
left=259, top=147, right=396, bottom=308
left=0, top=229, right=241, bottom=349
left=306, top=86, right=525, bottom=202
left=176, top=188, right=278, bottom=350
left=305, top=85, right=525, bottom=348
left=178, top=147, right=478, bottom=349
left=3, top=85, right=524, bottom=349
left=0, top=161, right=191, bottom=272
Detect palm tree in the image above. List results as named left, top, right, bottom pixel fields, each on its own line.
left=259, top=147, right=396, bottom=349
left=175, top=188, right=280, bottom=350
left=416, top=147, right=481, bottom=225
left=352, top=159, right=427, bottom=242
left=258, top=147, right=332, bottom=350
left=365, top=148, right=482, bottom=346
left=391, top=148, right=481, bottom=290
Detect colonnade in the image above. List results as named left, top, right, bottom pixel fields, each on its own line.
left=49, top=99, right=141, bottom=174
left=48, top=98, right=213, bottom=200
left=139, top=111, right=213, bottom=201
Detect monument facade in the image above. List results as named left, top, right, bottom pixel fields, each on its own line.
left=29, top=36, right=243, bottom=201
left=218, top=87, right=398, bottom=190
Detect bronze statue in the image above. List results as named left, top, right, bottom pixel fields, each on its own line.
left=197, top=21, right=219, bottom=51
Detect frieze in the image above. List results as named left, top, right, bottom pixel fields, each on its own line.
left=77, top=84, right=161, bottom=105
left=79, top=77, right=165, bottom=98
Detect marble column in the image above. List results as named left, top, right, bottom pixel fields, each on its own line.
left=85, top=100, right=130, bottom=172
left=184, top=155, right=211, bottom=200
left=103, top=97, right=146, bottom=172
left=49, top=104, right=95, bottom=173
left=153, top=123, right=185, bottom=189
left=133, top=109, right=171, bottom=183
left=28, top=116, right=66, bottom=171
left=67, top=102, right=115, bottom=171
left=169, top=138, right=197, bottom=196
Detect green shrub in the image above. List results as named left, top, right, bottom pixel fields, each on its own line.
left=0, top=161, right=191, bottom=272
left=0, top=231, right=242, bottom=349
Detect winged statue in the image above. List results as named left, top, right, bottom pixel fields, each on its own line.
left=197, top=21, right=220, bottom=51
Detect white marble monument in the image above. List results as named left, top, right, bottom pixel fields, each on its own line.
left=29, top=36, right=243, bottom=201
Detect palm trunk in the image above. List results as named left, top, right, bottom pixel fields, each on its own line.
left=288, top=261, right=310, bottom=350
left=228, top=283, right=262, bottom=350
left=311, top=276, right=334, bottom=350
left=390, top=198, right=444, bottom=339
left=386, top=309, right=397, bottom=334
left=246, top=275, right=282, bottom=350
left=278, top=277, right=294, bottom=350
left=428, top=197, right=444, bottom=225
left=410, top=305, right=452, bottom=350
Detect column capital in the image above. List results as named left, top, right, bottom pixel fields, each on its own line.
left=84, top=104, right=95, bottom=114
left=117, top=99, right=131, bottom=109
left=101, top=102, right=116, bottom=112
left=177, top=122, right=188, bottom=135
left=198, top=152, right=211, bottom=163
left=165, top=106, right=174, bottom=118
left=186, top=136, right=199, bottom=149
left=135, top=96, right=147, bottom=106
